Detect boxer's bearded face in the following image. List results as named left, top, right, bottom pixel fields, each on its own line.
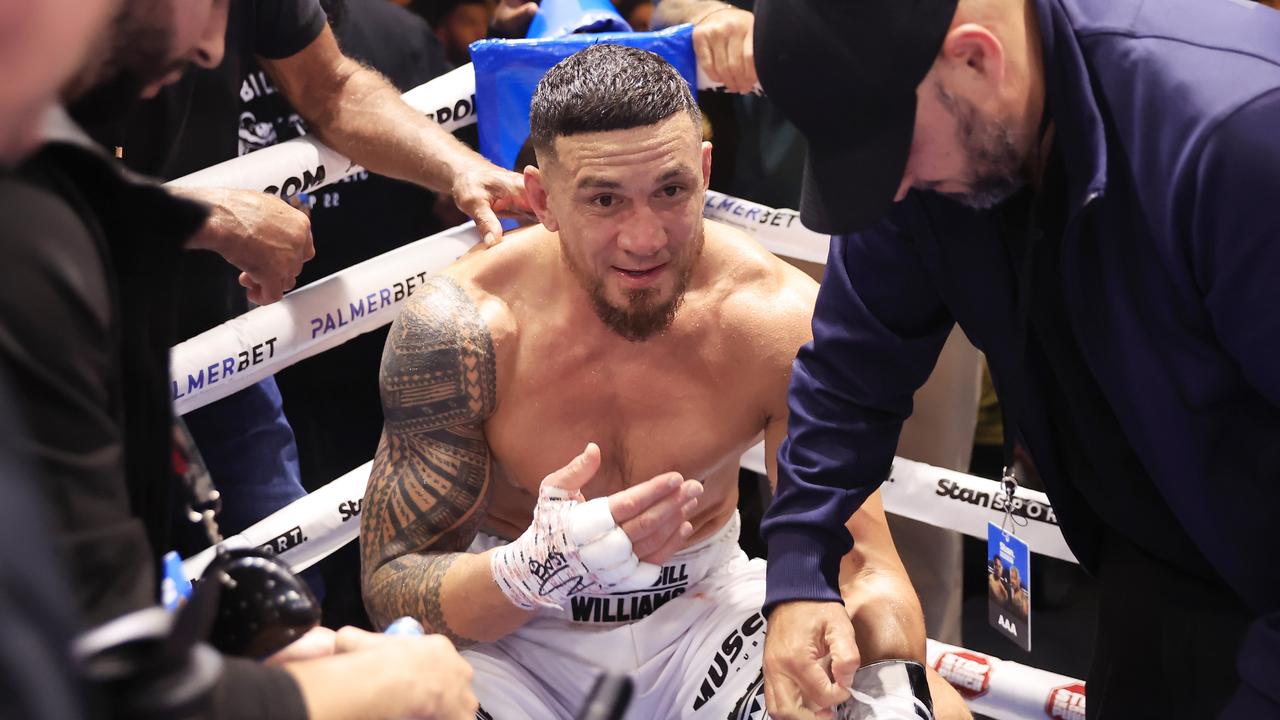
left=539, top=114, right=711, bottom=342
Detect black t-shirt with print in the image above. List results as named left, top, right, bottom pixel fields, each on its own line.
left=264, top=0, right=454, bottom=503
left=238, top=0, right=451, bottom=285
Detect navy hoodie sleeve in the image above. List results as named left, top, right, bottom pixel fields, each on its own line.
left=762, top=199, right=954, bottom=614
left=1188, top=87, right=1280, bottom=719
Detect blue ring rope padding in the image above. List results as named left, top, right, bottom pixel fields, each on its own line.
left=471, top=25, right=698, bottom=171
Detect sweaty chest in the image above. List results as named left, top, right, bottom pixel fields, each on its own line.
left=484, top=338, right=764, bottom=499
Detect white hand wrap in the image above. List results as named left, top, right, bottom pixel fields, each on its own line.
left=490, top=486, right=661, bottom=610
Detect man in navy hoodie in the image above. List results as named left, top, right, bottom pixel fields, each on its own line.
left=752, top=0, right=1280, bottom=717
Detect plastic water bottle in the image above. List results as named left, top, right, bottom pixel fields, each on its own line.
left=384, top=617, right=425, bottom=636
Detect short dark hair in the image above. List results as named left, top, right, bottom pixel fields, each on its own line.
left=529, top=44, right=700, bottom=157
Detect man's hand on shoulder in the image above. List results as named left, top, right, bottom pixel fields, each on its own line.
left=451, top=163, right=533, bottom=248
left=178, top=187, right=315, bottom=305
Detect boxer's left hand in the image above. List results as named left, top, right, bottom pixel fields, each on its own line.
left=606, top=467, right=703, bottom=565
left=763, top=601, right=860, bottom=720
left=451, top=164, right=533, bottom=247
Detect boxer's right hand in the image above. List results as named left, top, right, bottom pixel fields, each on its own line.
left=763, top=601, right=860, bottom=720
left=543, top=442, right=704, bottom=568
left=599, top=450, right=703, bottom=565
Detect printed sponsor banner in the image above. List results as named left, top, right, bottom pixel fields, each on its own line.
left=926, top=640, right=1085, bottom=720
left=168, top=191, right=828, bottom=417
left=883, top=458, right=1078, bottom=563
left=1045, top=683, right=1087, bottom=720
left=182, top=460, right=373, bottom=582
left=168, top=64, right=480, bottom=197
left=702, top=191, right=829, bottom=264
left=169, top=223, right=480, bottom=415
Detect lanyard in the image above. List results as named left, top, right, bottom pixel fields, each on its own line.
left=997, top=119, right=1065, bottom=533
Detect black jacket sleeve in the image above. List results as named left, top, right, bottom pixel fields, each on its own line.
left=0, top=173, right=157, bottom=626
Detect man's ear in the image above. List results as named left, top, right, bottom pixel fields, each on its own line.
left=700, top=141, right=713, bottom=191
left=939, top=22, right=1006, bottom=93
left=523, top=164, right=559, bottom=232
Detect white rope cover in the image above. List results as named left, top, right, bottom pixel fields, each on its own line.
left=927, top=640, right=1086, bottom=720
left=166, top=192, right=828, bottom=416
left=886, top=458, right=1075, bottom=563
left=167, top=64, right=480, bottom=196
left=702, top=190, right=827, bottom=264
left=169, top=222, right=480, bottom=416
left=739, top=446, right=1073, bottom=562
left=182, top=453, right=1074, bottom=581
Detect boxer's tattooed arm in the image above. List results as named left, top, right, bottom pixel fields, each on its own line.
left=360, top=277, right=496, bottom=646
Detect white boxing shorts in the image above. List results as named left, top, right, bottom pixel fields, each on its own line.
left=465, top=512, right=771, bottom=719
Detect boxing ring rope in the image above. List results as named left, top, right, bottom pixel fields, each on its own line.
left=927, top=642, right=1086, bottom=720
left=167, top=45, right=726, bottom=200
left=168, top=50, right=1085, bottom=720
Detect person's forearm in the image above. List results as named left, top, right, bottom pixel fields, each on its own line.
left=303, top=61, right=488, bottom=194
left=364, top=548, right=535, bottom=647
left=652, top=0, right=730, bottom=28
left=836, top=495, right=927, bottom=663
left=169, top=186, right=229, bottom=250
left=838, top=564, right=927, bottom=664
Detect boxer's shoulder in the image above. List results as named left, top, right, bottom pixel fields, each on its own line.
left=442, top=224, right=553, bottom=332
left=699, top=221, right=817, bottom=352
left=702, top=219, right=817, bottom=298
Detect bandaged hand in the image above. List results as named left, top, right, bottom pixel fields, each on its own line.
left=491, top=443, right=702, bottom=610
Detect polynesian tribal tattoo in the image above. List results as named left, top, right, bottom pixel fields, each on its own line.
left=360, top=277, right=496, bottom=646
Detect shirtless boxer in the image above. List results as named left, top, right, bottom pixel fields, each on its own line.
left=360, top=44, right=968, bottom=720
